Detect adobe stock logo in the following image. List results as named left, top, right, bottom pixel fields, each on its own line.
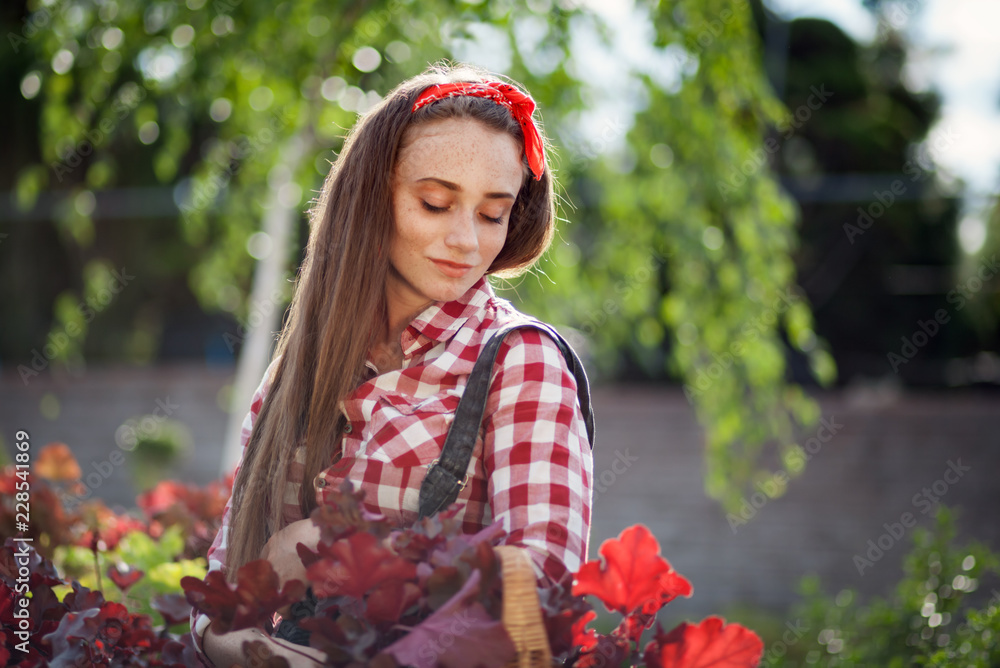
left=717, top=85, right=834, bottom=201
left=758, top=620, right=808, bottom=667
left=592, top=449, right=639, bottom=504
left=18, top=267, right=136, bottom=385
left=727, top=416, right=842, bottom=533
left=852, top=459, right=970, bottom=576
left=887, top=255, right=998, bottom=372
left=682, top=287, right=804, bottom=401
left=843, top=126, right=959, bottom=244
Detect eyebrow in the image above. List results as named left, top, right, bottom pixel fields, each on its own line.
left=415, top=177, right=516, bottom=200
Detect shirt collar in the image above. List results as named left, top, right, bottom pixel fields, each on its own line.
left=400, top=276, right=495, bottom=354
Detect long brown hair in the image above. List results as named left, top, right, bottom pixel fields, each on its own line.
left=225, top=61, right=558, bottom=579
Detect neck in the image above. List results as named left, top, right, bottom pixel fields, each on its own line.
left=371, top=301, right=426, bottom=373
left=382, top=271, right=434, bottom=348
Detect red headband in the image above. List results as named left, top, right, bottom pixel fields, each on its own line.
left=411, top=81, right=546, bottom=181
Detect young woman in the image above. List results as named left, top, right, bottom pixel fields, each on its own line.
left=192, top=61, right=594, bottom=666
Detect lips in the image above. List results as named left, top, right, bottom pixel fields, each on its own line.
left=431, top=258, right=473, bottom=278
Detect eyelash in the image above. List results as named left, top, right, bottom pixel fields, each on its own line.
left=421, top=201, right=504, bottom=224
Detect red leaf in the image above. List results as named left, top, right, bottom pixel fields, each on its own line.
left=309, top=479, right=390, bottom=545
left=34, top=443, right=81, bottom=481
left=390, top=530, right=447, bottom=562
left=426, top=565, right=464, bottom=610
left=537, top=579, right=596, bottom=656
left=297, top=615, right=351, bottom=659
left=571, top=610, right=599, bottom=651
left=428, top=519, right=505, bottom=567
left=45, top=600, right=145, bottom=663
left=576, top=634, right=631, bottom=668
left=643, top=617, right=764, bottom=668
left=107, top=563, right=144, bottom=594
left=382, top=569, right=516, bottom=668
left=62, top=581, right=106, bottom=613
left=1, top=538, right=64, bottom=589
left=159, top=634, right=201, bottom=666
left=366, top=581, right=421, bottom=624
left=181, top=560, right=306, bottom=633
left=572, top=525, right=692, bottom=617
left=306, top=531, right=416, bottom=600
left=151, top=593, right=192, bottom=627
left=615, top=609, right=656, bottom=645
left=136, top=480, right=190, bottom=517
left=73, top=504, right=148, bottom=551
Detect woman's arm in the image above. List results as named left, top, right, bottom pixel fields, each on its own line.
left=203, top=619, right=326, bottom=667
left=260, top=518, right=320, bottom=591
left=481, top=327, right=594, bottom=587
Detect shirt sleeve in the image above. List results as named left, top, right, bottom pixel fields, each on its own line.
left=190, top=358, right=279, bottom=664
left=482, top=327, right=594, bottom=588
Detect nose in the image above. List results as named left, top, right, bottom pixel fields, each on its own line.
left=443, top=207, right=479, bottom=254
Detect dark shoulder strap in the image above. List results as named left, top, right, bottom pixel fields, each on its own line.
left=417, top=322, right=595, bottom=520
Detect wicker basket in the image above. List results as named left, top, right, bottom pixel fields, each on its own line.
left=495, top=545, right=554, bottom=668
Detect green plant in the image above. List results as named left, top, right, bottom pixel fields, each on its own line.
left=54, top=524, right=207, bottom=624
left=120, top=416, right=193, bottom=491
left=771, top=507, right=1000, bottom=667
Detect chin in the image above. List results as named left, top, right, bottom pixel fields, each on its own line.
left=426, top=279, right=476, bottom=303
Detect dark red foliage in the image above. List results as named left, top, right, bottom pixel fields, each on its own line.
left=62, top=580, right=107, bottom=612
left=2, top=445, right=765, bottom=668
left=575, top=633, right=631, bottom=668
left=308, top=531, right=417, bottom=600
left=0, top=541, right=188, bottom=667
left=0, top=466, right=76, bottom=560
left=1, top=444, right=159, bottom=559
left=181, top=560, right=307, bottom=634
left=389, top=529, right=448, bottom=563
left=1, top=538, right=63, bottom=589
left=107, top=562, right=144, bottom=594
left=158, top=633, right=202, bottom=666
left=538, top=583, right=596, bottom=656
left=152, top=593, right=193, bottom=627
left=308, top=479, right=392, bottom=545
left=136, top=476, right=234, bottom=559
left=366, top=581, right=422, bottom=624
left=297, top=615, right=351, bottom=659
left=75, top=504, right=149, bottom=552
left=642, top=616, right=765, bottom=667
left=382, top=569, right=516, bottom=668
left=0, top=450, right=249, bottom=666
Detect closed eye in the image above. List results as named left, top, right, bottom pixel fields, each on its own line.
left=422, top=200, right=504, bottom=224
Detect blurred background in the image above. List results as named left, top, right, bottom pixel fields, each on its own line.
left=2, top=0, right=998, bottom=662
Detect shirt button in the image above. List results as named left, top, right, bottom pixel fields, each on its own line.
left=316, top=477, right=327, bottom=488
left=344, top=423, right=353, bottom=434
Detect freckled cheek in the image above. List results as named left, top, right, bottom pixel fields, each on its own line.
left=394, top=206, right=436, bottom=249
left=481, top=229, right=508, bottom=264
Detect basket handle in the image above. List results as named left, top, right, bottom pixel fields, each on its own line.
left=495, top=545, right=553, bottom=668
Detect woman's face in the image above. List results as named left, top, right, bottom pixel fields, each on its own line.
left=388, top=117, right=524, bottom=321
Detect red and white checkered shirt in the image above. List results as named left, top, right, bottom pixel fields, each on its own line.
left=191, top=276, right=593, bottom=658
